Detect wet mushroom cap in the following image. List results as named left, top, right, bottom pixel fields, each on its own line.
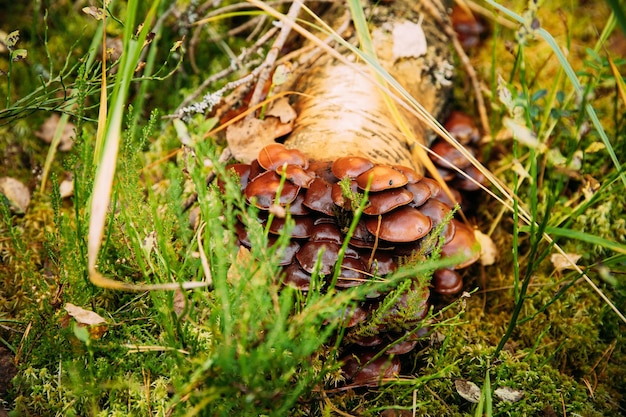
left=275, top=164, right=316, bottom=188
left=267, top=216, right=314, bottom=239
left=444, top=111, right=481, bottom=145
left=405, top=180, right=432, bottom=208
left=365, top=206, right=432, bottom=242
left=430, top=139, right=474, bottom=170
left=331, top=156, right=375, bottom=179
left=341, top=351, right=401, bottom=387
left=282, top=263, right=312, bottom=290
left=257, top=143, right=308, bottom=170
left=303, top=178, right=335, bottom=215
left=432, top=268, right=464, bottom=295
left=453, top=164, right=485, bottom=192
left=356, top=165, right=408, bottom=191
left=392, top=165, right=422, bottom=183
left=440, top=220, right=481, bottom=269
left=418, top=199, right=456, bottom=244
left=244, top=171, right=301, bottom=209
left=296, top=241, right=341, bottom=275
left=222, top=163, right=251, bottom=191
left=363, top=188, right=414, bottom=215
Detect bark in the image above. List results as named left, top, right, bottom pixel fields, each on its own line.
left=283, top=0, right=453, bottom=171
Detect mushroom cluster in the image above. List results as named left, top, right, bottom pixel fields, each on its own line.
left=223, top=137, right=482, bottom=387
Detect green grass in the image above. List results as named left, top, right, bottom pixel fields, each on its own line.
left=1, top=0, right=626, bottom=416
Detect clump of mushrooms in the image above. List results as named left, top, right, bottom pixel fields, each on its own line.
left=222, top=125, right=483, bottom=387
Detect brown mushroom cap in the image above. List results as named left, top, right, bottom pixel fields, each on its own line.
left=331, top=156, right=375, bottom=179
left=365, top=206, right=432, bottom=243
left=331, top=180, right=359, bottom=210
left=336, top=257, right=368, bottom=288
left=296, top=241, right=341, bottom=275
left=430, top=139, right=474, bottom=170
left=309, top=222, right=343, bottom=244
left=341, top=351, right=401, bottom=387
left=257, top=143, right=308, bottom=170
left=392, top=165, right=422, bottom=183
left=222, top=163, right=251, bottom=191
left=286, top=193, right=311, bottom=216
left=276, top=164, right=316, bottom=188
left=405, top=180, right=432, bottom=208
left=444, top=111, right=481, bottom=145
left=453, top=164, right=485, bottom=192
left=385, top=339, right=419, bottom=355
left=282, top=263, right=312, bottom=290
left=440, top=220, right=481, bottom=269
left=245, top=171, right=301, bottom=209
left=267, top=216, right=314, bottom=239
left=418, top=199, right=456, bottom=244
left=268, top=236, right=301, bottom=266
left=432, top=268, right=464, bottom=295
left=363, top=188, right=414, bottom=215
left=356, top=165, right=408, bottom=191
left=303, top=178, right=335, bottom=216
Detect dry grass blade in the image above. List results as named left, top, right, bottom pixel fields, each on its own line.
left=87, top=0, right=208, bottom=291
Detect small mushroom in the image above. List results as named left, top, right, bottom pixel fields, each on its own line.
left=363, top=188, right=413, bottom=215
left=245, top=171, right=300, bottom=209
left=336, top=257, right=368, bottom=288
left=282, top=263, right=312, bottom=290
left=268, top=236, right=301, bottom=266
left=341, top=351, right=401, bottom=387
left=453, top=164, right=485, bottom=192
left=303, top=178, right=335, bottom=216
left=405, top=180, right=432, bottom=208
left=444, top=111, right=481, bottom=145
left=417, top=199, right=456, bottom=244
left=356, top=165, right=408, bottom=191
left=331, top=156, right=375, bottom=179
left=440, top=220, right=481, bottom=269
left=257, top=143, right=308, bottom=170
left=267, top=216, right=314, bottom=239
left=392, top=165, right=422, bottom=183
left=331, top=180, right=359, bottom=210
left=365, top=206, right=432, bottom=243
left=432, top=268, right=464, bottom=295
left=221, top=163, right=251, bottom=191
left=296, top=241, right=341, bottom=275
left=309, top=222, right=343, bottom=244
left=276, top=164, right=316, bottom=188
left=430, top=139, right=474, bottom=170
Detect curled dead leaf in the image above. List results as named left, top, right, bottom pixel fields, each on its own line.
left=226, top=117, right=293, bottom=163
left=455, top=379, right=481, bottom=403
left=550, top=252, right=582, bottom=271
left=494, top=386, right=524, bottom=403
left=0, top=177, right=31, bottom=213
left=64, top=303, right=107, bottom=326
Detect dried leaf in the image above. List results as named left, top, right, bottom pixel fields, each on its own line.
left=494, top=386, right=524, bottom=403
left=392, top=20, right=427, bottom=60
left=265, top=97, right=297, bottom=124
left=227, top=246, right=253, bottom=284
left=0, top=177, right=31, bottom=213
left=455, top=379, right=481, bottom=403
left=82, top=6, right=105, bottom=20
left=475, top=229, right=497, bottom=266
left=35, top=113, right=75, bottom=152
left=226, top=117, right=292, bottom=163
left=64, top=303, right=106, bottom=326
left=173, top=288, right=187, bottom=317
left=550, top=252, right=581, bottom=271
left=59, top=175, right=74, bottom=198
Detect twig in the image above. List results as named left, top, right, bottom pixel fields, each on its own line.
left=245, top=0, right=303, bottom=120
left=172, top=26, right=279, bottom=118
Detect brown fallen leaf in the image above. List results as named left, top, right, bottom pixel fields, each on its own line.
left=35, top=113, right=75, bottom=152
left=226, top=116, right=293, bottom=163
left=265, top=97, right=297, bottom=124
left=455, top=379, right=481, bottom=403
left=0, top=177, right=31, bottom=213
left=64, top=303, right=107, bottom=326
